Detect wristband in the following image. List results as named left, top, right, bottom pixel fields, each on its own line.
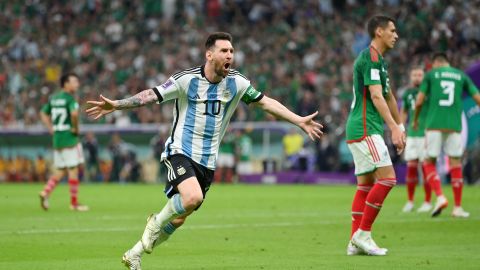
left=398, top=124, right=405, bottom=132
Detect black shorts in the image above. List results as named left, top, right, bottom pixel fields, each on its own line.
left=163, top=154, right=214, bottom=201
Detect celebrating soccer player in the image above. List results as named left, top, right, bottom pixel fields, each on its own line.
left=400, top=67, right=432, bottom=213
left=39, top=73, right=89, bottom=211
left=414, top=52, right=480, bottom=218
left=86, top=32, right=324, bottom=269
left=345, top=15, right=405, bottom=256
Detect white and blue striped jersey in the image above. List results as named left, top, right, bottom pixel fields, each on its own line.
left=153, top=65, right=263, bottom=170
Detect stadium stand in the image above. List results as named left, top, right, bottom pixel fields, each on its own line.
left=1, top=0, right=479, bottom=182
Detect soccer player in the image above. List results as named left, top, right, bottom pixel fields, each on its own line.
left=39, top=73, right=89, bottom=211
left=400, top=67, right=432, bottom=213
left=414, top=52, right=480, bottom=218
left=345, top=15, right=405, bottom=256
left=86, top=32, right=323, bottom=269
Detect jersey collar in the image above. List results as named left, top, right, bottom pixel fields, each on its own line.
left=201, top=64, right=223, bottom=84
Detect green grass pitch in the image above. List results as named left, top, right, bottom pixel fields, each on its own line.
left=1, top=183, right=479, bottom=269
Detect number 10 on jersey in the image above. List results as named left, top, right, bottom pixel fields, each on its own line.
left=203, top=100, right=221, bottom=116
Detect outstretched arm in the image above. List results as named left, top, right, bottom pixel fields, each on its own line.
left=253, top=95, right=323, bottom=141
left=86, top=89, right=158, bottom=119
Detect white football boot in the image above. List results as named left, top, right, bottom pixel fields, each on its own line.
left=431, top=196, right=448, bottom=217
left=351, top=230, right=387, bottom=256
left=122, top=249, right=142, bottom=270
left=451, top=207, right=470, bottom=218
left=70, top=204, right=90, bottom=212
left=402, top=201, right=414, bottom=212
left=347, top=240, right=366, bottom=255
left=416, top=202, right=432, bottom=213
left=141, top=214, right=161, bottom=254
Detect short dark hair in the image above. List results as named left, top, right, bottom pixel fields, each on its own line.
left=60, top=72, right=78, bottom=87
left=205, top=32, right=233, bottom=50
left=367, top=15, right=395, bottom=38
left=432, top=52, right=449, bottom=63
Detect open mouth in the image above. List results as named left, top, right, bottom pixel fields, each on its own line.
left=224, top=63, right=231, bottom=69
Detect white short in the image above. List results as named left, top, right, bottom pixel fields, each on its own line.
left=216, top=153, right=235, bottom=168
left=425, top=130, right=463, bottom=158
left=347, top=134, right=392, bottom=175
left=237, top=161, right=253, bottom=174
left=404, top=136, right=426, bottom=161
left=53, top=143, right=85, bottom=169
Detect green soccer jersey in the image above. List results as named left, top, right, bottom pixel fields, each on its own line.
left=402, top=87, right=428, bottom=137
left=41, top=91, right=79, bottom=149
left=346, top=46, right=391, bottom=142
left=219, top=132, right=235, bottom=154
left=238, top=134, right=253, bottom=161
left=419, top=66, right=479, bottom=132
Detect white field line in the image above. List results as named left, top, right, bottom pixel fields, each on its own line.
left=1, top=216, right=477, bottom=235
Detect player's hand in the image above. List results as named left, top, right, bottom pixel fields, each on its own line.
left=71, top=127, right=79, bottom=135
left=391, top=125, right=405, bottom=154
left=86, top=95, right=117, bottom=120
left=298, top=111, right=324, bottom=141
left=47, top=126, right=54, bottom=135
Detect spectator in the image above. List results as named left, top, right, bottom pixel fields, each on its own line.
left=108, top=133, right=130, bottom=182
left=83, top=132, right=102, bottom=182
left=282, top=128, right=305, bottom=171
left=150, top=129, right=168, bottom=182
left=34, top=155, right=48, bottom=183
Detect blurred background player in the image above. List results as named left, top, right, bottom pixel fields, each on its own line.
left=39, top=73, right=89, bottom=211
left=400, top=67, right=432, bottom=213
left=86, top=32, right=323, bottom=270
left=215, top=127, right=236, bottom=183
left=414, top=52, right=480, bottom=218
left=346, top=15, right=405, bottom=256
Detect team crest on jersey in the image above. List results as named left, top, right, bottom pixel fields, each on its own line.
left=176, top=166, right=186, bottom=176
left=161, top=79, right=174, bottom=89
left=223, top=89, right=231, bottom=99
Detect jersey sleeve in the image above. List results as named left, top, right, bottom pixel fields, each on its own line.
left=68, top=99, right=80, bottom=112
left=152, top=76, right=181, bottom=103
left=463, top=74, right=480, bottom=96
left=233, top=72, right=263, bottom=104
left=419, top=72, right=430, bottom=95
left=241, top=86, right=263, bottom=104
left=363, top=59, right=382, bottom=86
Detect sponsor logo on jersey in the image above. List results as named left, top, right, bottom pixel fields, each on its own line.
left=177, top=166, right=186, bottom=176
left=161, top=79, right=174, bottom=89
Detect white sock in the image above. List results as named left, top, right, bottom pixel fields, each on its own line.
left=154, top=194, right=186, bottom=228
left=131, top=241, right=144, bottom=256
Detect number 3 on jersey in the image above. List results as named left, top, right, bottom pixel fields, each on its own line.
left=439, top=80, right=454, bottom=107
left=51, top=108, right=70, bottom=131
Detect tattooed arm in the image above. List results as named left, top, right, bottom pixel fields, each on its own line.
left=116, top=89, right=159, bottom=109
left=86, top=89, right=159, bottom=120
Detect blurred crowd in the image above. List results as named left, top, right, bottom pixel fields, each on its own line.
left=1, top=0, right=480, bottom=180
